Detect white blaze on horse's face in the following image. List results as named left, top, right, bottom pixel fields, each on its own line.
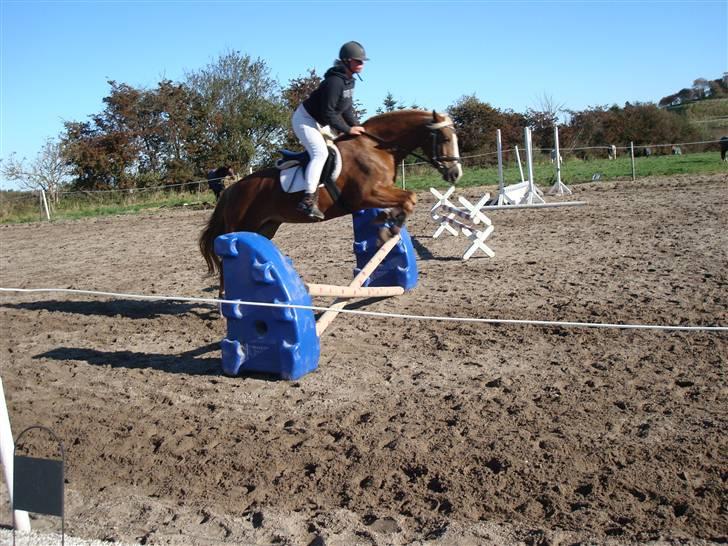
left=427, top=114, right=462, bottom=183
left=451, top=131, right=463, bottom=181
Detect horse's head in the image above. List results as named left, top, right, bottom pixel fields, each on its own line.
left=361, top=109, right=462, bottom=183
left=424, top=111, right=462, bottom=184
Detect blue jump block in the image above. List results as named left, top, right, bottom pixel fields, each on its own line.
left=214, top=232, right=319, bottom=380
left=352, top=209, right=418, bottom=290
left=215, top=210, right=418, bottom=380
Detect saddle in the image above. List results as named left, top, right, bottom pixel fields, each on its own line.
left=275, top=144, right=342, bottom=201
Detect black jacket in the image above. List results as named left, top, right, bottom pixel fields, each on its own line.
left=302, top=63, right=359, bottom=134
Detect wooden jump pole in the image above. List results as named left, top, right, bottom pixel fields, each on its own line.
left=306, top=283, right=404, bottom=298
left=315, top=234, right=403, bottom=337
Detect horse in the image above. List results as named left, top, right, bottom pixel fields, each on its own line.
left=207, top=166, right=236, bottom=201
left=199, top=109, right=462, bottom=293
left=720, top=136, right=728, bottom=161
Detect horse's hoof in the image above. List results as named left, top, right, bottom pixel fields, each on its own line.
left=390, top=225, right=401, bottom=235
left=374, top=211, right=389, bottom=223
left=378, top=227, right=393, bottom=245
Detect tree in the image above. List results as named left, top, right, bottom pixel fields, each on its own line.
left=377, top=92, right=404, bottom=114
left=281, top=68, right=322, bottom=150
left=185, top=50, right=289, bottom=171
left=1, top=138, right=73, bottom=201
left=525, top=94, right=566, bottom=152
left=447, top=95, right=526, bottom=162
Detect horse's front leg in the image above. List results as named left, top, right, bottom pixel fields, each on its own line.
left=364, top=184, right=418, bottom=243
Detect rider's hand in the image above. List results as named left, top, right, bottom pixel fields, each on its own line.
left=348, top=126, right=366, bottom=136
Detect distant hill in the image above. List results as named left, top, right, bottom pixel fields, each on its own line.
left=659, top=75, right=728, bottom=140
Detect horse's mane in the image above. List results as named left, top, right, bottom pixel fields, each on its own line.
left=363, top=109, right=435, bottom=131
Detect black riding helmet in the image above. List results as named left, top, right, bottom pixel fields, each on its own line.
left=339, top=41, right=369, bottom=62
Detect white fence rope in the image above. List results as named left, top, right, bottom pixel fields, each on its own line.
left=1, top=287, right=725, bottom=333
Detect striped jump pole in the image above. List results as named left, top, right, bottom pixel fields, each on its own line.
left=431, top=209, right=495, bottom=260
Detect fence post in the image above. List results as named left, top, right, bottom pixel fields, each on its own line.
left=401, top=160, right=406, bottom=190
left=630, top=141, right=636, bottom=181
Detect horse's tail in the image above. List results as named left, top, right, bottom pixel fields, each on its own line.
left=199, top=194, right=227, bottom=276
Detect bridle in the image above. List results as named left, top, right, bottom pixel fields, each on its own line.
left=424, top=119, right=462, bottom=174
left=358, top=120, right=461, bottom=176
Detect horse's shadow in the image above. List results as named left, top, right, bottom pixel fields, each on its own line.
left=0, top=298, right=218, bottom=321
left=35, top=343, right=221, bottom=376
left=33, top=343, right=281, bottom=381
left=410, top=235, right=469, bottom=262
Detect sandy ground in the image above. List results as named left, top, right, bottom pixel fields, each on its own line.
left=0, top=173, right=726, bottom=545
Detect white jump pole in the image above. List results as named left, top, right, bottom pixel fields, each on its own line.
left=0, top=377, right=31, bottom=531
left=496, top=129, right=517, bottom=206
left=496, top=129, right=505, bottom=200
left=548, top=125, right=572, bottom=196
left=514, top=145, right=525, bottom=183
left=315, top=234, right=403, bottom=337
left=40, top=190, right=51, bottom=221
left=523, top=127, right=545, bottom=205
left=477, top=200, right=587, bottom=211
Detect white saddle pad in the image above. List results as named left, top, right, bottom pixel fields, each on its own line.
left=279, top=144, right=342, bottom=193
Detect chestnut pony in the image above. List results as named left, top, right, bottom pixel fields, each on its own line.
left=199, top=109, right=462, bottom=289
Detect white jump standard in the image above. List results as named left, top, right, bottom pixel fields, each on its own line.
left=430, top=187, right=495, bottom=260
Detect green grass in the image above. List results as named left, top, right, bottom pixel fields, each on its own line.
left=400, top=151, right=727, bottom=191
left=1, top=152, right=725, bottom=224
left=0, top=189, right=215, bottom=223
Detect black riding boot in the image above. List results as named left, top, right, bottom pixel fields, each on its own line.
left=297, top=192, right=325, bottom=221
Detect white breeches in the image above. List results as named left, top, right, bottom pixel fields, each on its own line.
left=292, top=104, right=329, bottom=194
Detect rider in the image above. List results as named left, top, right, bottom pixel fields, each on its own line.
left=291, top=41, right=368, bottom=220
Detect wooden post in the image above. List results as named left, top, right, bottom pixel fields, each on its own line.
left=306, top=283, right=404, bottom=298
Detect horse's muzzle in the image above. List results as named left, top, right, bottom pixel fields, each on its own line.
left=443, top=163, right=462, bottom=183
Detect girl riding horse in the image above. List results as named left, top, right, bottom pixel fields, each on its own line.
left=199, top=108, right=462, bottom=295
left=293, top=41, right=369, bottom=220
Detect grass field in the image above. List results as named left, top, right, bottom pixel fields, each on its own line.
left=1, top=152, right=725, bottom=223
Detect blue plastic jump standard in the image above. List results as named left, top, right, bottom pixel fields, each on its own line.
left=352, top=208, right=418, bottom=290
left=214, top=232, right=319, bottom=380
left=214, top=210, right=418, bottom=380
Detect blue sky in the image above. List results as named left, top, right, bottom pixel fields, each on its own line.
left=1, top=0, right=726, bottom=189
